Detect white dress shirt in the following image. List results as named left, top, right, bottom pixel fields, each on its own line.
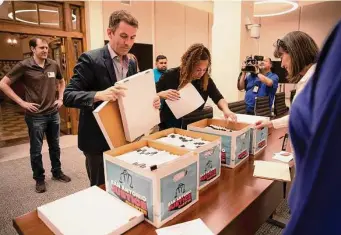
left=107, top=44, right=129, bottom=81
left=272, top=64, right=316, bottom=129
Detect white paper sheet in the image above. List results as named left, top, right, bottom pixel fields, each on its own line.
left=37, top=186, right=144, bottom=235
left=156, top=133, right=210, bottom=150
left=253, top=160, right=291, bottom=182
left=116, top=147, right=179, bottom=169
left=272, top=151, right=294, bottom=163
left=116, top=69, right=160, bottom=142
left=165, top=83, right=205, bottom=119
left=156, top=219, right=213, bottom=235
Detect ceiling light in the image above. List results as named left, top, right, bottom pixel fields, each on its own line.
left=254, top=0, right=298, bottom=17
left=8, top=9, right=76, bottom=26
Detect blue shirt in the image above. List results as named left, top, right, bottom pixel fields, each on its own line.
left=285, top=20, right=341, bottom=235
left=244, top=72, right=279, bottom=113
left=153, top=68, right=165, bottom=83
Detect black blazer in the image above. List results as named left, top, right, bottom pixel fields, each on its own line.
left=63, top=46, right=138, bottom=153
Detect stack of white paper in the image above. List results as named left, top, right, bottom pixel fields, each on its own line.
left=156, top=219, right=214, bottom=235
left=156, top=133, right=210, bottom=150
left=116, top=146, right=179, bottom=169
left=116, top=69, right=160, bottom=142
left=165, top=83, right=205, bottom=119
left=37, top=186, right=144, bottom=235
left=273, top=151, right=294, bottom=163
left=253, top=160, right=291, bottom=182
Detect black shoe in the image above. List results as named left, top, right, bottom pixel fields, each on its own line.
left=35, top=181, right=46, bottom=193
left=52, top=173, right=71, bottom=183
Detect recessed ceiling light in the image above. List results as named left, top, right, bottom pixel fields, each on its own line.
left=254, top=0, right=298, bottom=17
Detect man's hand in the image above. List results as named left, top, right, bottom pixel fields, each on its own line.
left=20, top=101, right=40, bottom=113
left=224, top=110, right=237, bottom=122
left=153, top=96, right=161, bottom=109
left=94, top=84, right=127, bottom=102
left=159, top=89, right=180, bottom=101
left=255, top=120, right=273, bottom=129
left=54, top=99, right=63, bottom=109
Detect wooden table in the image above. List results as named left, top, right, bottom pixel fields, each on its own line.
left=13, top=128, right=289, bottom=235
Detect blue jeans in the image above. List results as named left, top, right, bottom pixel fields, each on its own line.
left=25, top=112, right=62, bottom=181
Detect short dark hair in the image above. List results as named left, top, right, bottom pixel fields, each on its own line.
left=109, top=10, right=138, bottom=32
left=29, top=37, right=48, bottom=49
left=156, top=55, right=167, bottom=62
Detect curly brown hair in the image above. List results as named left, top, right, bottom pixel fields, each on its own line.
left=179, top=43, right=211, bottom=91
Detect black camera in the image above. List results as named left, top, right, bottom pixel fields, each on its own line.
left=242, top=55, right=264, bottom=73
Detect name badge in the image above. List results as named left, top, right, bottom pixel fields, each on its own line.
left=253, top=85, right=259, bottom=93
left=47, top=72, right=55, bottom=78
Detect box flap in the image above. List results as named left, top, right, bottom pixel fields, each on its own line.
left=116, top=69, right=160, bottom=142
left=93, top=100, right=128, bottom=149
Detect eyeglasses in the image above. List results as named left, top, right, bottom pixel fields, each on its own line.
left=274, top=39, right=288, bottom=50
left=273, top=39, right=288, bottom=58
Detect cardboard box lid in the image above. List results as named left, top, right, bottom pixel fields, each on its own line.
left=37, top=186, right=144, bottom=235
left=116, top=69, right=160, bottom=142
left=93, top=100, right=128, bottom=150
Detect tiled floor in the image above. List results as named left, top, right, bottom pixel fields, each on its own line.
left=0, top=102, right=28, bottom=144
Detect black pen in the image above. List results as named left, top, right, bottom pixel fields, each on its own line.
left=282, top=133, right=289, bottom=151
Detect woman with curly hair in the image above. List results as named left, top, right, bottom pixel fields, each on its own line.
left=156, top=43, right=237, bottom=130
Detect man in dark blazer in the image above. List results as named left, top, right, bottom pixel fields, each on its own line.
left=63, top=10, right=160, bottom=186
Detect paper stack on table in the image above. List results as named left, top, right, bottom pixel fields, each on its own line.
left=156, top=133, right=210, bottom=150
left=253, top=160, right=291, bottom=182
left=165, top=83, right=205, bottom=119
left=156, top=218, right=214, bottom=235
left=116, top=69, right=160, bottom=142
left=37, top=186, right=144, bottom=235
left=272, top=151, right=294, bottom=163
left=116, top=146, right=179, bottom=169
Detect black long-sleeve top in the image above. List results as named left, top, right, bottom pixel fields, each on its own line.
left=156, top=67, right=224, bottom=123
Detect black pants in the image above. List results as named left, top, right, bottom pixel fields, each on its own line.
left=83, top=152, right=105, bottom=186
left=25, top=112, right=62, bottom=182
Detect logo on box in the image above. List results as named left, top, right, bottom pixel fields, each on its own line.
left=110, top=170, right=149, bottom=217
left=200, top=160, right=217, bottom=182
left=168, top=183, right=193, bottom=211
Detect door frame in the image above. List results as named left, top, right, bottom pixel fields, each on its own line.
left=0, top=1, right=87, bottom=135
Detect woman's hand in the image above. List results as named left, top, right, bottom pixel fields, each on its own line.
left=255, top=120, right=273, bottom=129
left=224, top=110, right=237, bottom=122
left=153, top=96, right=161, bottom=109
left=158, top=89, right=180, bottom=101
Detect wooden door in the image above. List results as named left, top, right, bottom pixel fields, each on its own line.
left=49, top=38, right=71, bottom=134
left=65, top=38, right=84, bottom=135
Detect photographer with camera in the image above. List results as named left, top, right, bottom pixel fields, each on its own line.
left=237, top=56, right=279, bottom=115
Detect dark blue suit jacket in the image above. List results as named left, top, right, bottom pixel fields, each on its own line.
left=63, top=46, right=137, bottom=153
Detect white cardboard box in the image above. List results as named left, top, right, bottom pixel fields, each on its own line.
left=187, top=119, right=251, bottom=168
left=115, top=69, right=160, bottom=142
left=234, top=114, right=269, bottom=155
left=37, top=186, right=144, bottom=235
left=103, top=139, right=199, bottom=228
left=144, top=128, right=221, bottom=190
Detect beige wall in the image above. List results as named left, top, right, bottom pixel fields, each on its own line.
left=258, top=1, right=341, bottom=59
left=250, top=1, right=341, bottom=98
left=100, top=1, right=212, bottom=68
